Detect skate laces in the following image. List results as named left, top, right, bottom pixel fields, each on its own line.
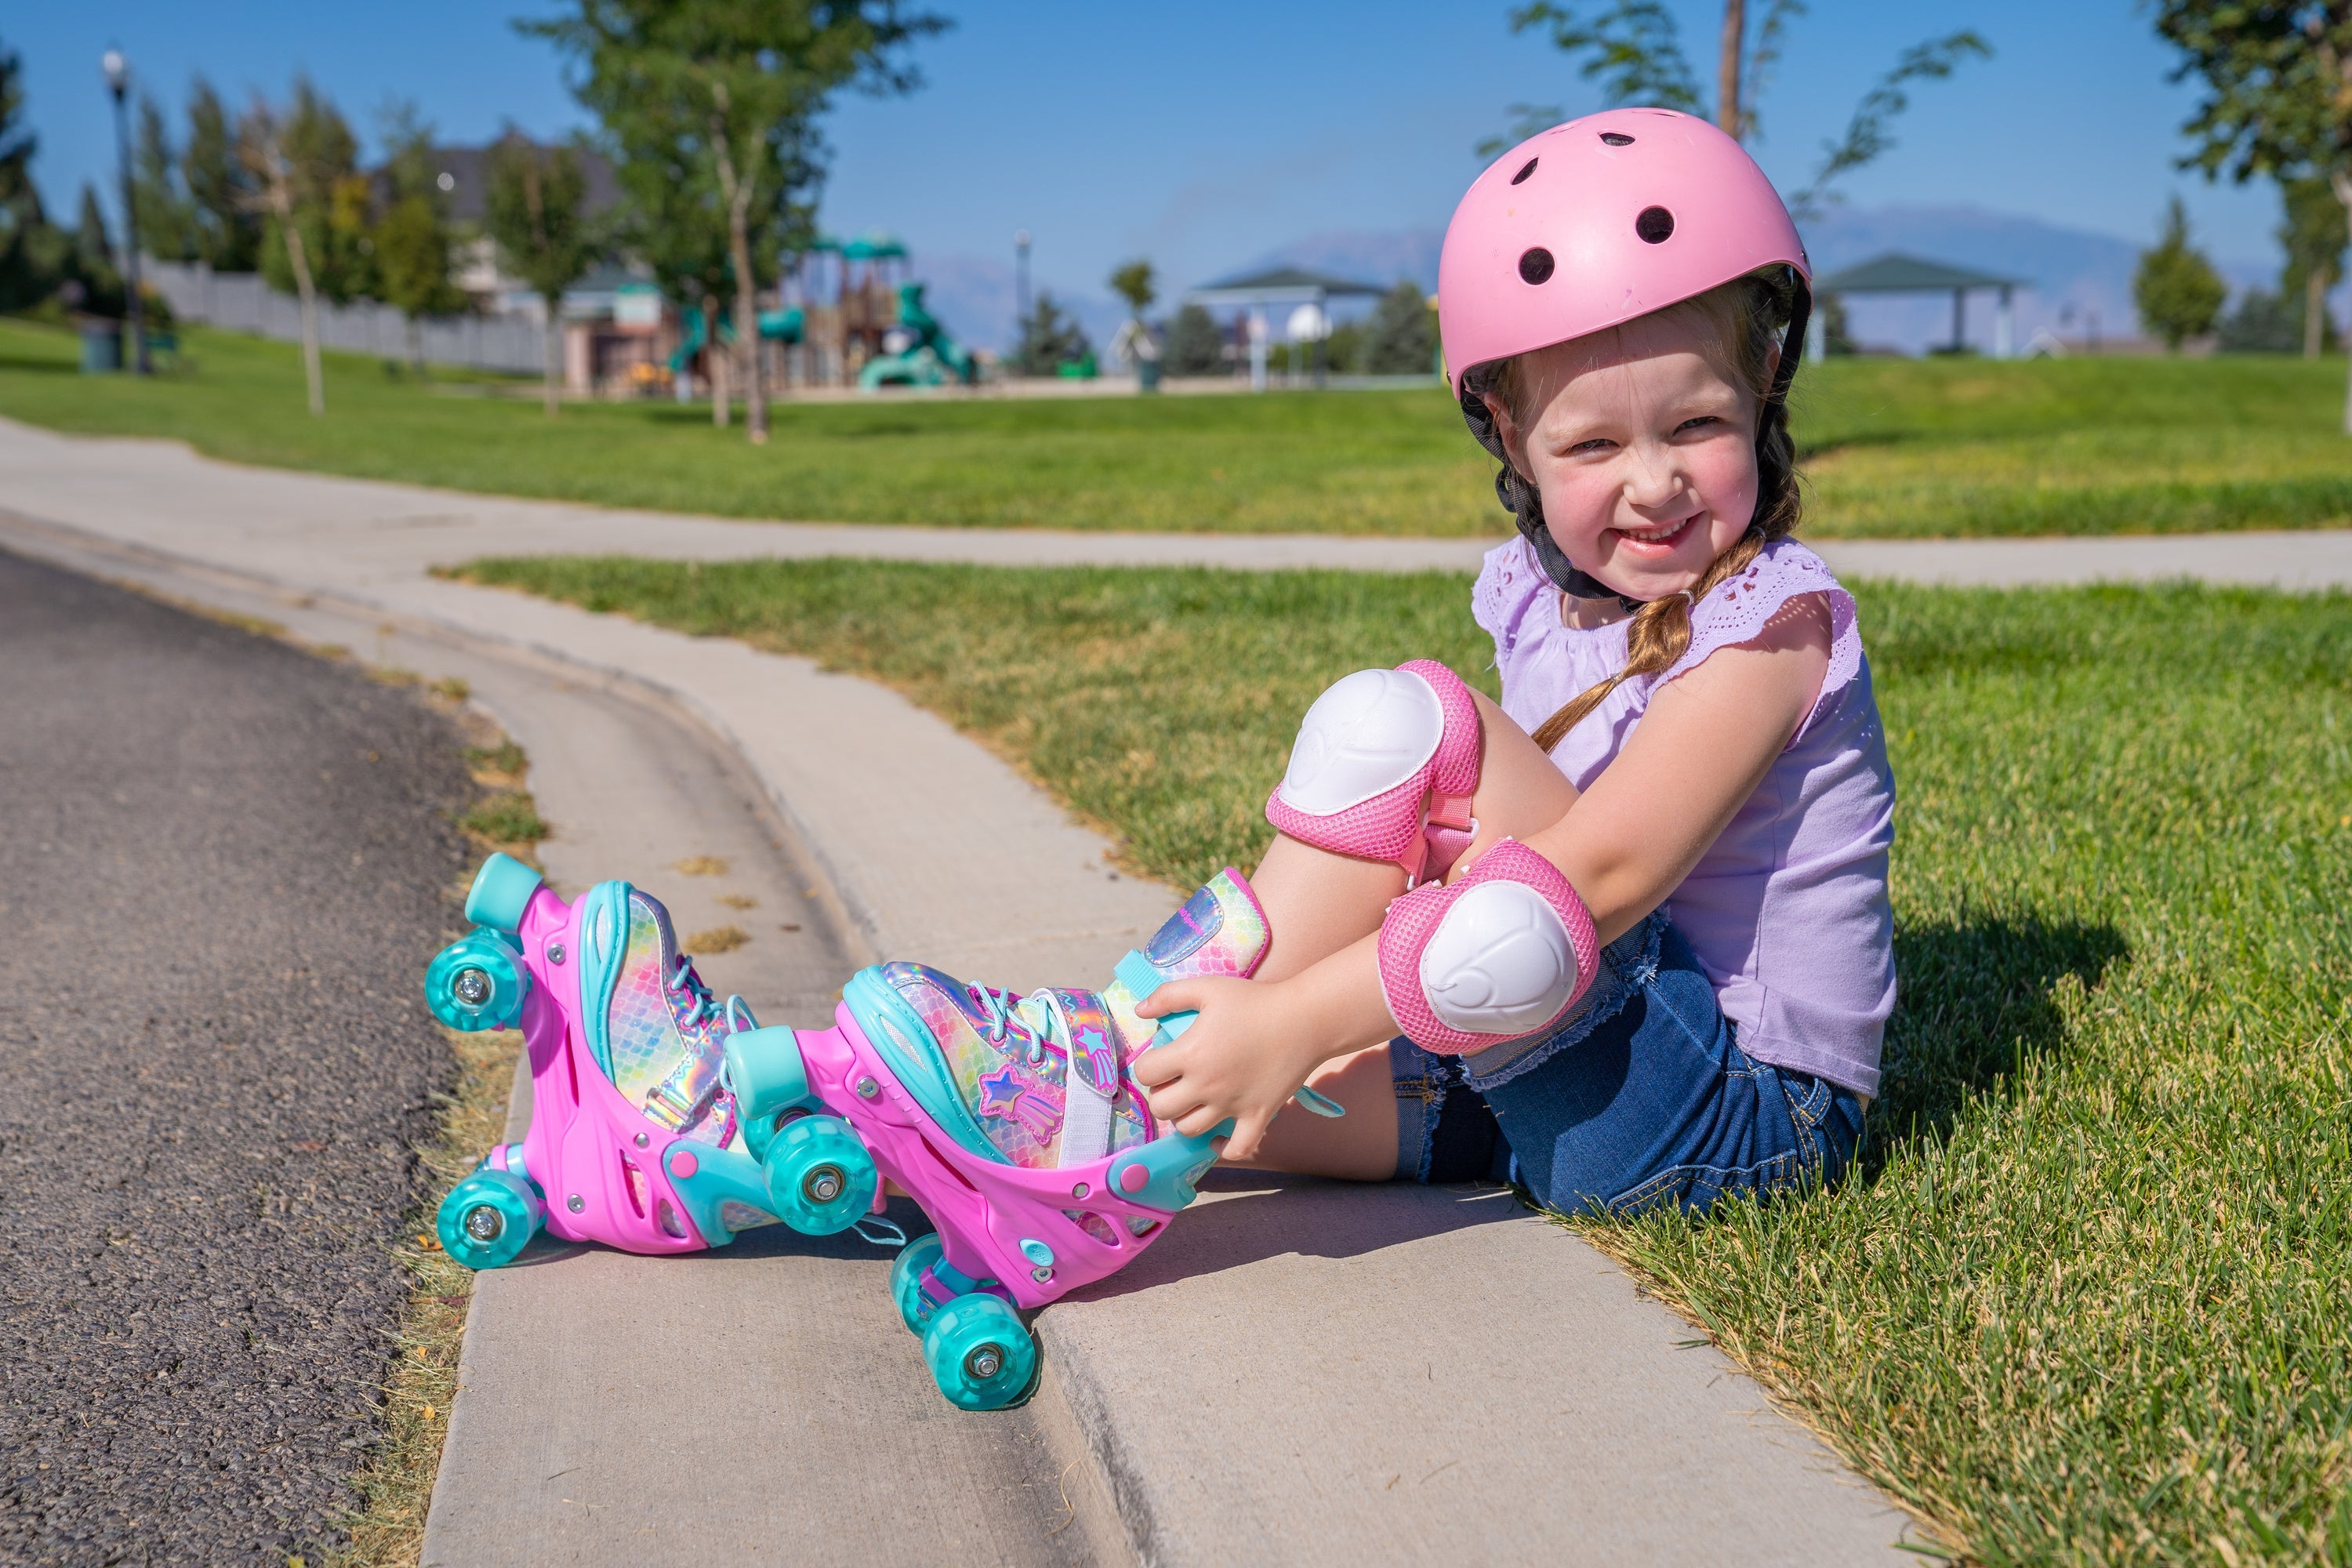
left=966, top=982, right=1064, bottom=1067
left=668, top=953, right=754, bottom=1035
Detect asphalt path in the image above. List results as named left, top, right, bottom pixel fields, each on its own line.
left=0, top=548, right=475, bottom=1564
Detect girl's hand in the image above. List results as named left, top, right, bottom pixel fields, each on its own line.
left=1131, top=975, right=1329, bottom=1162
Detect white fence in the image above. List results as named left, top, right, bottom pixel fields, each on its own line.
left=143, top=258, right=549, bottom=376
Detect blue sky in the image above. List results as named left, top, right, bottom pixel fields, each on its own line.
left=6, top=2, right=2285, bottom=305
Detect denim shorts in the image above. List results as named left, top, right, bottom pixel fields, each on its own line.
left=1390, top=909, right=1866, bottom=1216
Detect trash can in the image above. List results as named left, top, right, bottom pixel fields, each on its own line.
left=78, top=321, right=123, bottom=374
left=1138, top=358, right=1163, bottom=393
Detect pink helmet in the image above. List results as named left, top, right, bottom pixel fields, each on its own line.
left=1439, top=107, right=1812, bottom=601
left=1439, top=107, right=1809, bottom=391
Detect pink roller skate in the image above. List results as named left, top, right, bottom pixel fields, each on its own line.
left=720, top=866, right=1338, bottom=1410
left=423, top=853, right=831, bottom=1270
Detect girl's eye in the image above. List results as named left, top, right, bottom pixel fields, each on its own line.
left=1674, top=416, right=1725, bottom=434
left=1568, top=437, right=1617, bottom=455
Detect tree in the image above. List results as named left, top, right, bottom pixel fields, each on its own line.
left=183, top=77, right=260, bottom=270
left=2218, top=286, right=2302, bottom=350
left=2279, top=173, right=2344, bottom=357
left=2154, top=2, right=2352, bottom=426
left=67, top=183, right=125, bottom=318
left=374, top=103, right=470, bottom=374
left=2135, top=196, right=2228, bottom=350
left=526, top=0, right=948, bottom=446
left=132, top=95, right=198, bottom=262
left=252, top=81, right=372, bottom=307
left=1011, top=290, right=1091, bottom=376
left=1162, top=301, right=1224, bottom=376
left=238, top=94, right=328, bottom=416
left=1109, top=259, right=1155, bottom=315
left=484, top=133, right=600, bottom=417
left=1494, top=3, right=1988, bottom=218
left=0, top=35, right=68, bottom=313
left=1363, top=279, right=1439, bottom=375
left=627, top=153, right=738, bottom=423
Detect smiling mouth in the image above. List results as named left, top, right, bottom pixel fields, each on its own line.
left=1610, top=514, right=1700, bottom=554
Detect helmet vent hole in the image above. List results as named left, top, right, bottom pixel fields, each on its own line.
left=1599, top=132, right=1634, bottom=147
left=1635, top=206, right=1675, bottom=244
left=1517, top=248, right=1555, bottom=285
left=1510, top=157, right=1538, bottom=186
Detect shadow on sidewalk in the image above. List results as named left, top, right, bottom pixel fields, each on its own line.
left=1069, top=1171, right=1523, bottom=1301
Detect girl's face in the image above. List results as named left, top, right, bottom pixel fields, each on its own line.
left=1488, top=307, right=1766, bottom=604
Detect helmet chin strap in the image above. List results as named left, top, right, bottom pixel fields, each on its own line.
left=1523, top=519, right=1631, bottom=606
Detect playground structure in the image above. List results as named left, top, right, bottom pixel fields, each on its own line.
left=663, top=230, right=977, bottom=394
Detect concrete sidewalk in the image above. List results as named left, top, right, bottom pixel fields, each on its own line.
left=6, top=416, right=2351, bottom=589
left=0, top=419, right=1961, bottom=1563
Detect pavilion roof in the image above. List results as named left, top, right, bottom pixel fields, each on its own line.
left=1813, top=252, right=2024, bottom=294
left=1187, top=265, right=1386, bottom=303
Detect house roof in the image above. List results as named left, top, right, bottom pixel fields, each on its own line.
left=416, top=140, right=623, bottom=227
left=1813, top=252, right=2024, bottom=294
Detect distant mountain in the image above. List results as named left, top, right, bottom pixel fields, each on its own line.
left=1226, top=205, right=2282, bottom=353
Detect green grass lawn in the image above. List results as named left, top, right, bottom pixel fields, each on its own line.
left=11, top=315, right=2352, bottom=539
left=458, top=553, right=2352, bottom=1565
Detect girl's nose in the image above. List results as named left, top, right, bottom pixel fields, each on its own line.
left=1621, top=440, right=1688, bottom=510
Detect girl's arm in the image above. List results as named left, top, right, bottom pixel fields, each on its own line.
left=1134, top=592, right=1834, bottom=1158
left=1528, top=589, right=1831, bottom=946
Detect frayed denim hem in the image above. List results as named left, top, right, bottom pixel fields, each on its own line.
left=1457, top=910, right=1670, bottom=1095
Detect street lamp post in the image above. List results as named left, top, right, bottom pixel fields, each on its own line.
left=101, top=48, right=149, bottom=376
left=1014, top=230, right=1031, bottom=339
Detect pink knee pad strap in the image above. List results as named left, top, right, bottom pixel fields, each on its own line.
left=1265, top=659, right=1482, bottom=885
left=1377, top=840, right=1600, bottom=1055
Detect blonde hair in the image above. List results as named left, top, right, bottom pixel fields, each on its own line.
left=1472, top=273, right=1802, bottom=753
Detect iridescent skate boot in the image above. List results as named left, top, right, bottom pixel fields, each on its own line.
left=423, top=853, right=818, bottom=1269
left=720, top=867, right=1338, bottom=1410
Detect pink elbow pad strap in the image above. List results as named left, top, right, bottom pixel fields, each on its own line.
left=1265, top=659, right=1483, bottom=886
left=1377, top=840, right=1600, bottom=1055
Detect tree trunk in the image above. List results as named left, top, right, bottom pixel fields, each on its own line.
left=1716, top=0, right=1746, bottom=136
left=281, top=215, right=325, bottom=417
left=408, top=315, right=426, bottom=379
left=2335, top=169, right=2352, bottom=434
left=705, top=292, right=729, bottom=427
left=542, top=292, right=562, bottom=417
left=2307, top=268, right=2328, bottom=361
left=706, top=95, right=768, bottom=448
left=730, top=205, right=766, bottom=445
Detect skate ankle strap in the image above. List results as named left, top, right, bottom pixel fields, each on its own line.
left=1114, top=951, right=1345, bottom=1120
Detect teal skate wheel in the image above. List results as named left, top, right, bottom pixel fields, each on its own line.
left=722, top=1025, right=811, bottom=1158
left=463, top=852, right=544, bottom=934
left=437, top=1168, right=543, bottom=1269
left=921, top=1293, right=1037, bottom=1411
left=890, top=1232, right=946, bottom=1334
left=425, top=930, right=529, bottom=1033
left=760, top=1115, right=878, bottom=1236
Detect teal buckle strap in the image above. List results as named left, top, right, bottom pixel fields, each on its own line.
left=1115, top=950, right=1346, bottom=1120
left=659, top=1141, right=774, bottom=1247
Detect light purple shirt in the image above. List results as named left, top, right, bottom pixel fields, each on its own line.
left=1472, top=536, right=1896, bottom=1096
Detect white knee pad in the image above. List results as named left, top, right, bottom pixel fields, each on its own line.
left=1265, top=660, right=1481, bottom=883
left=1378, top=840, right=1599, bottom=1054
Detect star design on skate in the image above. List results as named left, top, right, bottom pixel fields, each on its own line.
left=1072, top=1024, right=1119, bottom=1095
left=977, top=1064, right=1065, bottom=1142
left=978, top=1065, right=1027, bottom=1120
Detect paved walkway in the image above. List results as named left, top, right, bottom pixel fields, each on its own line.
left=42, top=416, right=2299, bottom=1563
left=7, top=416, right=2349, bottom=589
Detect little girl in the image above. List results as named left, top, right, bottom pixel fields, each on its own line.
left=1126, top=107, right=1896, bottom=1215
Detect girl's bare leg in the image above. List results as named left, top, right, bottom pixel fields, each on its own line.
left=1240, top=691, right=1581, bottom=1178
